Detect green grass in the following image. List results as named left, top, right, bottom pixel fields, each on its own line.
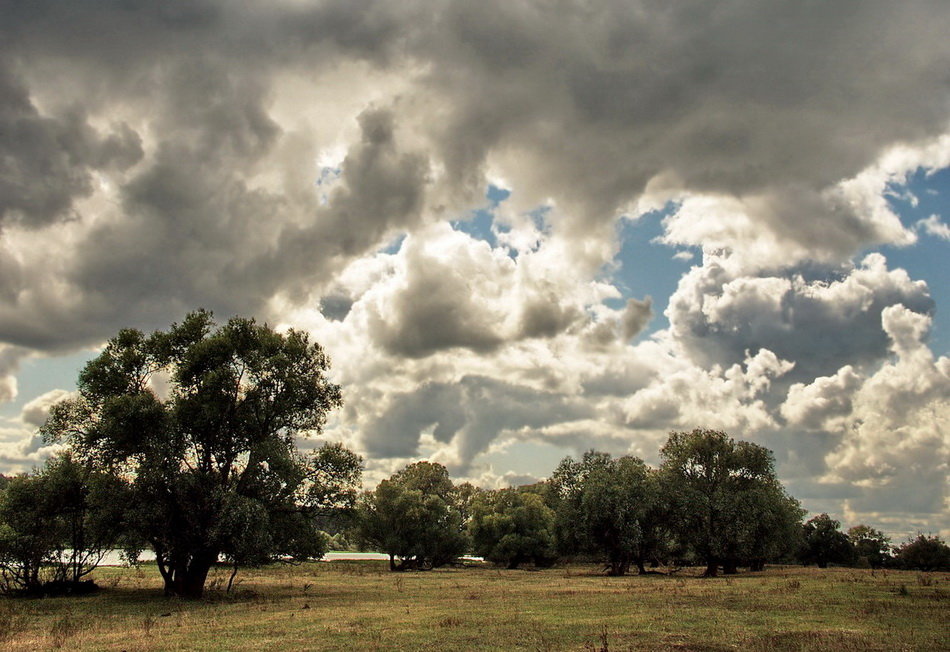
left=1, top=562, right=947, bottom=650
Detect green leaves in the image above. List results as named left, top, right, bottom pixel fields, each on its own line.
left=37, top=309, right=358, bottom=598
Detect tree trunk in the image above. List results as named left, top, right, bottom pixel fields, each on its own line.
left=702, top=559, right=719, bottom=577
left=163, top=551, right=216, bottom=599
left=722, top=560, right=738, bottom=575
left=636, top=557, right=647, bottom=575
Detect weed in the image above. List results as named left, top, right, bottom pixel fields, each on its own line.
left=917, top=574, right=935, bottom=587
left=0, top=604, right=26, bottom=643
left=49, top=614, right=76, bottom=649
left=584, top=624, right=610, bottom=652
left=896, top=584, right=909, bottom=596
left=142, top=613, right=157, bottom=635
left=438, top=616, right=463, bottom=627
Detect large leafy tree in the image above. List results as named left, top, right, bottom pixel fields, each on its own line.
left=797, top=514, right=854, bottom=568
left=468, top=487, right=557, bottom=569
left=659, top=429, right=800, bottom=577
left=356, top=461, right=467, bottom=571
left=549, top=452, right=664, bottom=576
left=43, top=310, right=360, bottom=598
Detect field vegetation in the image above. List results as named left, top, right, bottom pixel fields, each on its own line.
left=1, top=561, right=947, bottom=650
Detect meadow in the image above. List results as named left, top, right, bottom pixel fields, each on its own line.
left=0, top=561, right=946, bottom=651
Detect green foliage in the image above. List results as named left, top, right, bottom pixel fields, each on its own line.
left=468, top=488, right=556, bottom=568
left=356, top=461, right=467, bottom=570
left=0, top=453, right=128, bottom=594
left=847, top=524, right=891, bottom=569
left=895, top=534, right=950, bottom=571
left=549, top=452, right=664, bottom=575
left=659, top=428, right=802, bottom=576
left=798, top=514, right=854, bottom=568
left=42, top=310, right=361, bottom=598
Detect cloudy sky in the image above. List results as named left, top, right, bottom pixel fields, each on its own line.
left=1, top=0, right=948, bottom=540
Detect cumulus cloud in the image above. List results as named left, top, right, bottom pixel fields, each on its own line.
left=667, top=252, right=934, bottom=383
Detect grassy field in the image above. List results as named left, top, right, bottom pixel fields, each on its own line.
left=1, top=561, right=947, bottom=650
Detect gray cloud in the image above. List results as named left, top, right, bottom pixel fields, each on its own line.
left=361, top=375, right=593, bottom=470
left=0, top=64, right=142, bottom=228
left=667, top=254, right=935, bottom=385
left=621, top=297, right=653, bottom=340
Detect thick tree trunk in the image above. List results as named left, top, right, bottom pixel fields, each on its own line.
left=636, top=557, right=647, bottom=575
left=702, top=559, right=719, bottom=577
left=722, top=560, right=738, bottom=575
left=162, top=551, right=217, bottom=599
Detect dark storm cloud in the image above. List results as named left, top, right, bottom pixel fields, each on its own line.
left=0, top=64, right=142, bottom=228
left=1, top=0, right=948, bottom=355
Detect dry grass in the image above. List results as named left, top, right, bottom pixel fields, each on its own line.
left=3, top=562, right=948, bottom=650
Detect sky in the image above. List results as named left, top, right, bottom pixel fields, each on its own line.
left=0, top=0, right=947, bottom=541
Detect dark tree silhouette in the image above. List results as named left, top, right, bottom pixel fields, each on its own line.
left=798, top=514, right=854, bottom=568
left=42, top=310, right=360, bottom=598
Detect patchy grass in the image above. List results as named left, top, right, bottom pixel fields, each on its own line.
left=3, top=563, right=947, bottom=650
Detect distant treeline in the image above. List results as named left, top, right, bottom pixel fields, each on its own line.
left=0, top=311, right=947, bottom=600
left=350, top=429, right=949, bottom=576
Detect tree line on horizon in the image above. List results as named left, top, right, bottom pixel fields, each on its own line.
left=0, top=311, right=947, bottom=600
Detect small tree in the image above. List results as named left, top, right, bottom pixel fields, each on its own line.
left=847, top=525, right=891, bottom=569
left=896, top=534, right=950, bottom=571
left=469, top=488, right=556, bottom=569
left=798, top=514, right=854, bottom=568
left=0, top=453, right=128, bottom=594
left=356, top=461, right=467, bottom=571
left=43, top=310, right=361, bottom=598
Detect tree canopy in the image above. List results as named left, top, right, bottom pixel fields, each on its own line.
left=356, top=461, right=467, bottom=571
left=549, top=452, right=663, bottom=575
left=42, top=310, right=361, bottom=598
left=798, top=514, right=854, bottom=568
left=468, top=487, right=557, bottom=569
left=659, top=428, right=802, bottom=576
left=896, top=534, right=950, bottom=571
left=0, top=453, right=128, bottom=595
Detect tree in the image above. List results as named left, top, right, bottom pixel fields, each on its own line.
left=0, top=453, right=128, bottom=594
left=659, top=429, right=799, bottom=577
left=549, top=451, right=664, bottom=575
left=895, top=534, right=950, bottom=571
left=356, top=461, right=467, bottom=571
left=848, top=525, right=891, bottom=569
left=468, top=487, right=557, bottom=569
left=731, top=481, right=803, bottom=571
left=798, top=514, right=854, bottom=568
left=43, top=310, right=361, bottom=598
